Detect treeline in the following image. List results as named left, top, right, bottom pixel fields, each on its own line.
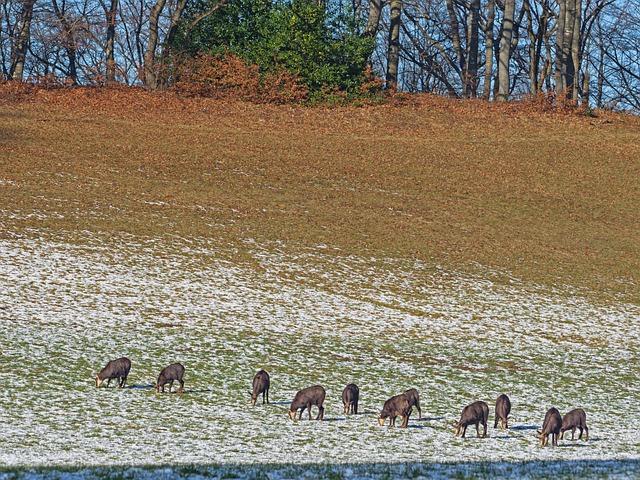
left=0, top=0, right=638, bottom=109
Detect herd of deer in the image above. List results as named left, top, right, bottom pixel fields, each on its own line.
left=95, top=358, right=589, bottom=447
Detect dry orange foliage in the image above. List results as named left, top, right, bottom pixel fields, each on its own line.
left=172, top=54, right=308, bottom=103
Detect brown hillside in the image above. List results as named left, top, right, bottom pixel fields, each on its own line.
left=1, top=86, right=639, bottom=301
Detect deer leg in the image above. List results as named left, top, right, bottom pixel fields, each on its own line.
left=401, top=415, right=408, bottom=428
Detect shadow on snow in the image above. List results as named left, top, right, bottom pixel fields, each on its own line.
left=3, top=460, right=640, bottom=479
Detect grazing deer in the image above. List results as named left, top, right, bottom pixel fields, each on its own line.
left=156, top=363, right=185, bottom=393
left=250, top=369, right=270, bottom=406
left=454, top=401, right=489, bottom=438
left=560, top=408, right=589, bottom=441
left=342, top=383, right=359, bottom=414
left=378, top=394, right=411, bottom=428
left=288, top=385, right=326, bottom=421
left=494, top=394, right=511, bottom=429
left=95, top=357, right=131, bottom=388
left=538, top=407, right=562, bottom=447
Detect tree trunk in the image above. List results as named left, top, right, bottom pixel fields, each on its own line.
left=445, top=0, right=465, bottom=81
left=482, top=0, right=495, bottom=99
left=596, top=31, right=604, bottom=108
left=67, top=45, right=78, bottom=84
left=52, top=0, right=78, bottom=84
left=571, top=0, right=582, bottom=101
left=524, top=0, right=537, bottom=94
left=105, top=0, right=118, bottom=83
left=386, top=0, right=402, bottom=89
left=555, top=0, right=567, bottom=94
left=542, top=7, right=554, bottom=91
left=564, top=0, right=576, bottom=98
left=582, top=68, right=590, bottom=107
left=163, top=0, right=188, bottom=53
left=364, top=0, right=382, bottom=37
left=157, top=0, right=189, bottom=87
left=497, top=0, right=515, bottom=101
left=493, top=12, right=502, bottom=98
left=465, top=0, right=480, bottom=97
left=10, top=0, right=36, bottom=81
left=535, top=2, right=549, bottom=93
left=143, top=0, right=167, bottom=88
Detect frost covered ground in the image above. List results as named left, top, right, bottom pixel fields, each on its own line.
left=1, top=233, right=639, bottom=479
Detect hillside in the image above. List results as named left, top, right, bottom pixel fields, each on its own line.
left=2, top=86, right=640, bottom=479
left=1, top=86, right=639, bottom=301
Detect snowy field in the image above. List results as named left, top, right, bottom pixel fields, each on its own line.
left=1, top=233, right=639, bottom=479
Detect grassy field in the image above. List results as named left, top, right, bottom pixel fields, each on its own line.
left=1, top=87, right=639, bottom=299
left=0, top=88, right=639, bottom=479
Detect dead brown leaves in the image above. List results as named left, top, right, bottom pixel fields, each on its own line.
left=173, top=54, right=308, bottom=103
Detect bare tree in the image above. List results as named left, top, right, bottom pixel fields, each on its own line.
left=445, top=0, right=464, bottom=83
left=464, top=0, right=480, bottom=97
left=100, top=0, right=117, bottom=82
left=482, top=0, right=496, bottom=99
left=386, top=0, right=401, bottom=88
left=364, top=0, right=382, bottom=37
left=141, top=0, right=164, bottom=87
left=51, top=0, right=79, bottom=83
left=497, top=0, right=516, bottom=100
left=10, top=0, right=36, bottom=80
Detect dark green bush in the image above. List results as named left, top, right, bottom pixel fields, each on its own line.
left=173, top=0, right=377, bottom=100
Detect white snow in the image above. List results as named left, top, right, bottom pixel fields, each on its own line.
left=0, top=234, right=638, bottom=478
